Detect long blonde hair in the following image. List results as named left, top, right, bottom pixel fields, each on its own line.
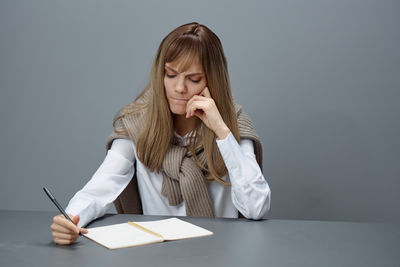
left=116, top=22, right=239, bottom=185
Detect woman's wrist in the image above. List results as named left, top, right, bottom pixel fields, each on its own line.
left=216, top=124, right=231, bottom=140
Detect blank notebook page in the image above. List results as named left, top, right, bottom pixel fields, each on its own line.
left=134, top=218, right=213, bottom=240
left=84, top=223, right=163, bottom=249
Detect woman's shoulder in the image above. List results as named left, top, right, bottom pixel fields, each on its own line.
left=107, top=92, right=151, bottom=150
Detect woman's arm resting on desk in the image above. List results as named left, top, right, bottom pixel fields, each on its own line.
left=65, top=138, right=135, bottom=227
left=50, top=138, right=135, bottom=245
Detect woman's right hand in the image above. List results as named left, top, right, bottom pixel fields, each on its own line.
left=50, top=214, right=88, bottom=245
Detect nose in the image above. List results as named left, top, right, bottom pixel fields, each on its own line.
left=175, top=75, right=186, bottom=93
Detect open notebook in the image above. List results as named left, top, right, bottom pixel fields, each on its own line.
left=83, top=217, right=213, bottom=249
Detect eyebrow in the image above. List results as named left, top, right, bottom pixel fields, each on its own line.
left=164, top=65, right=203, bottom=76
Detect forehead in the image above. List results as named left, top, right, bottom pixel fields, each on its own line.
left=165, top=56, right=203, bottom=74
left=165, top=61, right=203, bottom=74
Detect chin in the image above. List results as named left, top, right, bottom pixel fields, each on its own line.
left=169, top=105, right=186, bottom=115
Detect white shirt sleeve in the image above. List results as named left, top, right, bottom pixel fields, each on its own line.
left=65, top=138, right=135, bottom=227
left=216, top=132, right=271, bottom=220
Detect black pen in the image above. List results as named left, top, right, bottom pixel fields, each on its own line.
left=43, top=187, right=82, bottom=235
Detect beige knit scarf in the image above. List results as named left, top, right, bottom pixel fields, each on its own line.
left=106, top=99, right=263, bottom=217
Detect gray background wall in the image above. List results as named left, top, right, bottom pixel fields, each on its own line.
left=1, top=0, right=399, bottom=223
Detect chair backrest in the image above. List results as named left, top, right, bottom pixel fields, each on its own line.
left=113, top=171, right=143, bottom=214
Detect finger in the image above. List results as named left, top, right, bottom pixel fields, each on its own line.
left=186, top=95, right=204, bottom=113
left=187, top=101, right=208, bottom=118
left=187, top=96, right=209, bottom=112
left=201, top=87, right=212, bottom=98
left=186, top=97, right=196, bottom=118
left=53, top=215, right=79, bottom=234
left=53, top=215, right=76, bottom=229
left=52, top=231, right=78, bottom=241
left=186, top=100, right=201, bottom=118
left=71, top=214, right=84, bottom=234
left=72, top=214, right=80, bottom=225
left=51, top=223, right=77, bottom=235
left=54, top=237, right=76, bottom=245
left=193, top=109, right=205, bottom=120
left=80, top=227, right=88, bottom=234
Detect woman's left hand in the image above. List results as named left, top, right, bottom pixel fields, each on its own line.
left=186, top=87, right=231, bottom=139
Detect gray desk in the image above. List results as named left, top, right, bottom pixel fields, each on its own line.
left=0, top=210, right=399, bottom=267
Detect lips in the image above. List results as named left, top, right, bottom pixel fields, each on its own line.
left=171, top=97, right=189, bottom=103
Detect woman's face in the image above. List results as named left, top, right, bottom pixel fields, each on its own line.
left=164, top=59, right=207, bottom=116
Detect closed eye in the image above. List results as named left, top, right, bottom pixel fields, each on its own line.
left=190, top=78, right=201, bottom=83
left=166, top=73, right=176, bottom=78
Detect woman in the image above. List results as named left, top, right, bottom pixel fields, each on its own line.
left=50, top=22, right=271, bottom=245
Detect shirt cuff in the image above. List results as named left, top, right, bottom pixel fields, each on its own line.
left=65, top=197, right=93, bottom=227
left=216, top=132, right=242, bottom=175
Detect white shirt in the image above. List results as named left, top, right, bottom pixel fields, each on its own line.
left=66, top=132, right=271, bottom=227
